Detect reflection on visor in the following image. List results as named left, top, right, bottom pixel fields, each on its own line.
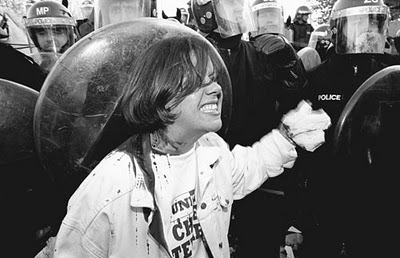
left=36, top=27, right=68, bottom=36
left=336, top=14, right=387, bottom=54
left=214, top=0, right=255, bottom=38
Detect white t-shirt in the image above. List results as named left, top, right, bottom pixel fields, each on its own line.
left=151, top=146, right=209, bottom=258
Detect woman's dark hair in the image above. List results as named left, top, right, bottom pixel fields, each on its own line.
left=121, top=34, right=224, bottom=133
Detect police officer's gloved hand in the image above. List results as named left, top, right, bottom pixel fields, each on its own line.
left=279, top=100, right=331, bottom=152
left=253, top=33, right=298, bottom=67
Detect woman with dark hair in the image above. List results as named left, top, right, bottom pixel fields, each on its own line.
left=52, top=35, right=328, bottom=257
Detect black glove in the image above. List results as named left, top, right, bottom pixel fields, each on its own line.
left=253, top=33, right=308, bottom=113
left=253, top=33, right=298, bottom=66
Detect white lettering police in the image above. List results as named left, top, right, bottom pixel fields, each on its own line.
left=318, top=94, right=342, bottom=101
left=36, top=7, right=50, bottom=15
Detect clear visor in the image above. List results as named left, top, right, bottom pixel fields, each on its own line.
left=250, top=4, right=284, bottom=36
left=335, top=13, right=388, bottom=54
left=213, top=0, right=255, bottom=38
left=95, top=0, right=152, bottom=30
left=29, top=25, right=74, bottom=54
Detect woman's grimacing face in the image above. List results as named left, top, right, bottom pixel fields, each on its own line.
left=170, top=56, right=223, bottom=138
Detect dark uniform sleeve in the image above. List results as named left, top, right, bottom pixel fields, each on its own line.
left=0, top=43, right=46, bottom=91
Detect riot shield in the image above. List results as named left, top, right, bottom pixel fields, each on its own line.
left=297, top=46, right=321, bottom=72
left=0, top=78, right=66, bottom=255
left=332, top=65, right=400, bottom=256
left=34, top=18, right=232, bottom=199
left=334, top=65, right=400, bottom=161
left=0, top=78, right=38, bottom=164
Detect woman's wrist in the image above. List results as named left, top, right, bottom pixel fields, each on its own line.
left=278, top=123, right=296, bottom=146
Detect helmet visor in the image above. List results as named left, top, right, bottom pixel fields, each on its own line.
left=94, top=0, right=152, bottom=29
left=213, top=0, right=255, bottom=38
left=335, top=13, right=387, bottom=54
left=250, top=3, right=283, bottom=36
left=29, top=25, right=74, bottom=53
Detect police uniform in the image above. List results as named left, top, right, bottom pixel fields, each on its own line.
left=192, top=1, right=309, bottom=256
left=289, top=21, right=314, bottom=51
left=296, top=0, right=400, bottom=255
left=0, top=42, right=46, bottom=91
left=205, top=29, right=309, bottom=258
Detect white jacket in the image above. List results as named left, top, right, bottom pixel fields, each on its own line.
left=53, top=130, right=296, bottom=257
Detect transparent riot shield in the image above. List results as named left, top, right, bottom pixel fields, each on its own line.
left=332, top=65, right=400, bottom=256
left=334, top=65, right=400, bottom=165
left=0, top=79, right=38, bottom=164
left=297, top=46, right=321, bottom=72
left=1, top=79, right=66, bottom=254
left=34, top=18, right=232, bottom=199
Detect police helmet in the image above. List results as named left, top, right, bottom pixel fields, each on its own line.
left=191, top=0, right=255, bottom=38
left=80, top=0, right=94, bottom=20
left=25, top=1, right=76, bottom=54
left=250, top=0, right=285, bottom=36
left=330, top=0, right=389, bottom=54
left=296, top=5, right=312, bottom=16
left=191, top=0, right=217, bottom=34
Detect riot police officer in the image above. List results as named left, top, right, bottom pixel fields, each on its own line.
left=94, top=0, right=157, bottom=30
left=24, top=1, right=79, bottom=74
left=25, top=1, right=78, bottom=54
left=249, top=0, right=307, bottom=105
left=250, top=0, right=289, bottom=38
left=308, top=0, right=399, bottom=136
left=192, top=0, right=309, bottom=257
left=289, top=5, right=314, bottom=51
left=298, top=0, right=400, bottom=256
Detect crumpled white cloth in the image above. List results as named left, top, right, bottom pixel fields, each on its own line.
left=282, top=100, right=331, bottom=152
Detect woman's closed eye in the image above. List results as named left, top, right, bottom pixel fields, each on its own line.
left=202, top=73, right=217, bottom=87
